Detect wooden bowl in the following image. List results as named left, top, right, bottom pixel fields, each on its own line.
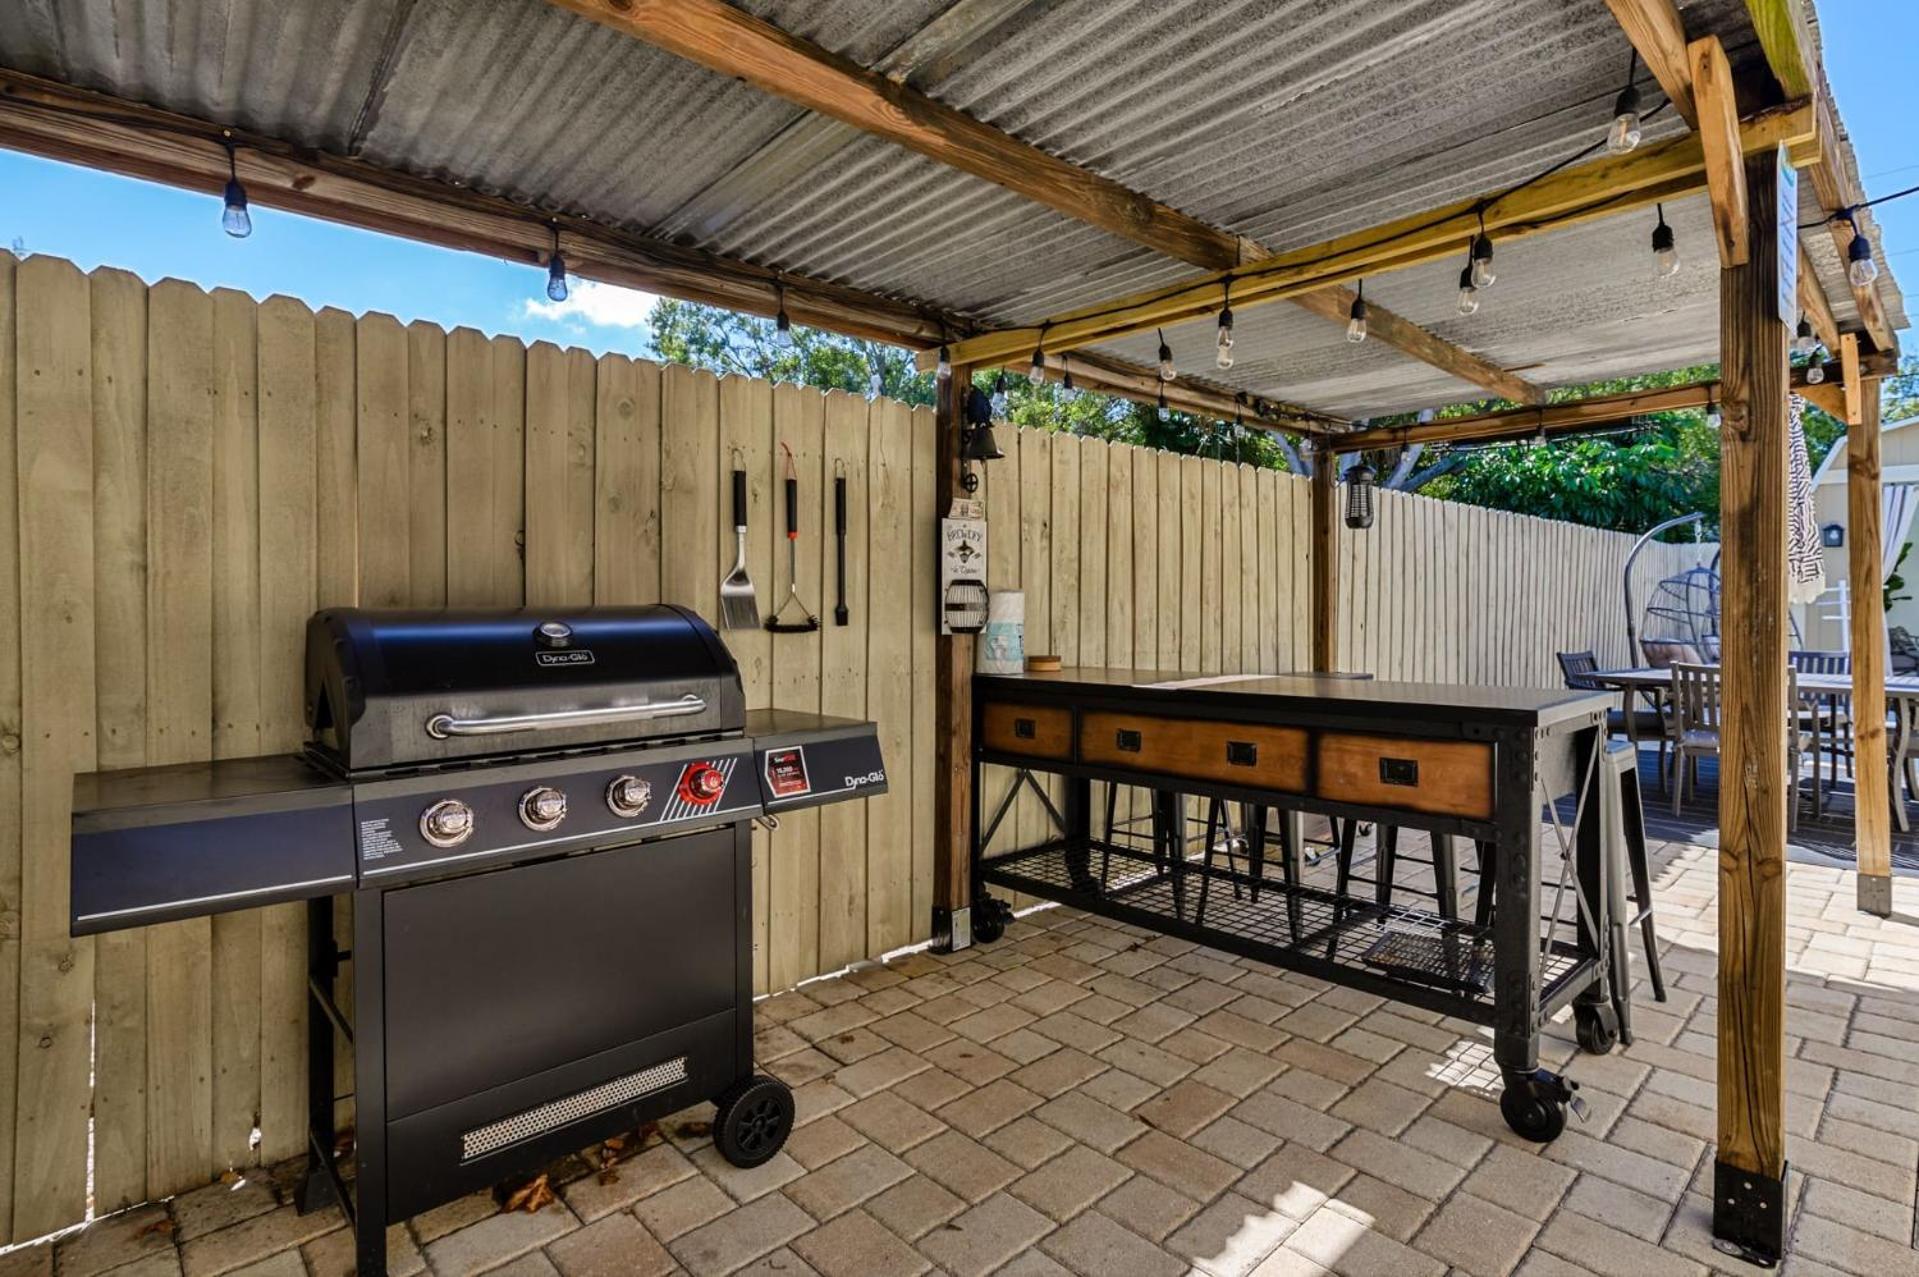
left=1025, top=654, right=1062, bottom=673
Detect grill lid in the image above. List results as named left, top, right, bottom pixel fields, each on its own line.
left=306, top=606, right=744, bottom=772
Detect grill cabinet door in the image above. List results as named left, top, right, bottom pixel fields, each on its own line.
left=380, top=828, right=738, bottom=1121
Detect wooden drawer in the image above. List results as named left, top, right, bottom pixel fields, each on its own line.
left=1080, top=712, right=1308, bottom=793
left=980, top=702, right=1073, bottom=760
left=1316, top=733, right=1494, bottom=821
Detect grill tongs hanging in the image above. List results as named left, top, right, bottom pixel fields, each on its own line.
left=766, top=443, right=821, bottom=634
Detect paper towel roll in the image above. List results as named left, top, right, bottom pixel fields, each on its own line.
left=978, top=591, right=1025, bottom=675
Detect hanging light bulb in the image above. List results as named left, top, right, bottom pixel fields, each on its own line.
left=1346, top=281, right=1369, bottom=344
left=1456, top=264, right=1480, bottom=316
left=1792, top=316, right=1818, bottom=357
left=1157, top=386, right=1169, bottom=423
left=1157, top=328, right=1176, bottom=382
left=1469, top=230, right=1496, bottom=289
left=221, top=141, right=252, bottom=239
left=1807, top=351, right=1827, bottom=385
left=1029, top=343, right=1047, bottom=385
left=1061, top=355, right=1076, bottom=397
left=991, top=372, right=1009, bottom=417
left=1846, top=212, right=1879, bottom=287
left=1651, top=204, right=1679, bottom=278
left=773, top=284, right=795, bottom=349
left=936, top=344, right=952, bottom=379
left=1705, top=396, right=1722, bottom=431
left=544, top=223, right=568, bottom=303
left=1608, top=81, right=1644, bottom=156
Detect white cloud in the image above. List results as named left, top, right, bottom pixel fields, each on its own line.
left=522, top=278, right=661, bottom=329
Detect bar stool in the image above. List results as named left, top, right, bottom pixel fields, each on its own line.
left=1603, top=738, right=1667, bottom=1011
left=1334, top=823, right=1463, bottom=920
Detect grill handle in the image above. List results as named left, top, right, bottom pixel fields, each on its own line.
left=424, top=695, right=707, bottom=740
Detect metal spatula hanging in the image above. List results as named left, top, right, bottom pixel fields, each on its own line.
left=765, top=443, right=821, bottom=634
left=719, top=466, right=761, bottom=629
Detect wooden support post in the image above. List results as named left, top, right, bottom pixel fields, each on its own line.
left=1713, top=151, right=1790, bottom=1266
left=1851, top=382, right=1893, bottom=915
left=1310, top=450, right=1338, bottom=673
left=932, top=364, right=976, bottom=949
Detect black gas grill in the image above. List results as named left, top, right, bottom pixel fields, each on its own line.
left=70, top=606, right=885, bottom=1276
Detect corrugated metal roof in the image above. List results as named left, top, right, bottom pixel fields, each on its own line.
left=0, top=0, right=1902, bottom=421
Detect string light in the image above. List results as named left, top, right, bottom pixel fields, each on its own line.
left=1157, top=328, right=1176, bottom=382
left=774, top=283, right=795, bottom=349
left=991, top=371, right=1009, bottom=417
left=1650, top=204, right=1679, bottom=278
left=1807, top=347, right=1828, bottom=384
left=1061, top=354, right=1076, bottom=396
left=1608, top=52, right=1643, bottom=156
left=1157, top=385, right=1169, bottom=423
left=221, top=139, right=251, bottom=239
left=1792, top=316, right=1819, bottom=357
left=936, top=343, right=952, bottom=379
left=545, top=223, right=567, bottom=303
left=1456, top=263, right=1480, bottom=316
left=1845, top=210, right=1879, bottom=286
left=1346, top=280, right=1368, bottom=344
left=1030, top=325, right=1048, bottom=385
left=1215, top=279, right=1235, bottom=370
left=1469, top=213, right=1496, bottom=288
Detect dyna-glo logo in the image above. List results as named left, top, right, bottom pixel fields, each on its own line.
left=844, top=769, right=887, bottom=789
left=535, top=649, right=596, bottom=667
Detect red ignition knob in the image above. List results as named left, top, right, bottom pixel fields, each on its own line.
left=680, top=762, right=726, bottom=805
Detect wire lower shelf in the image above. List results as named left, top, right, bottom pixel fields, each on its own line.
left=979, top=836, right=1590, bottom=1027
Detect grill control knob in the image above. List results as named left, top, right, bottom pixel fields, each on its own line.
left=606, top=775, right=652, bottom=818
left=680, top=762, right=726, bottom=806
left=420, top=798, right=475, bottom=849
left=519, top=786, right=568, bottom=832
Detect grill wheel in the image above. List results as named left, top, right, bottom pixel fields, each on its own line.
left=715, top=1074, right=794, bottom=1168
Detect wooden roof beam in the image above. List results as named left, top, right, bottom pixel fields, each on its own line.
left=544, top=0, right=1547, bottom=406
left=1690, top=37, right=1750, bottom=268
left=1743, top=0, right=1899, bottom=353
left=1327, top=349, right=1890, bottom=453
left=934, top=103, right=1818, bottom=372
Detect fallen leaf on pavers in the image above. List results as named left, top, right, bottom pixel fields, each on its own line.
left=137, top=1218, right=176, bottom=1241
left=596, top=1140, right=623, bottom=1185
left=636, top=1121, right=663, bottom=1149
left=504, top=1173, right=558, bottom=1213
left=219, top=1168, right=241, bottom=1186
left=671, top=1119, right=713, bottom=1140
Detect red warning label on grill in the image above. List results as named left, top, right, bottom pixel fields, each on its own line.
left=765, top=747, right=810, bottom=798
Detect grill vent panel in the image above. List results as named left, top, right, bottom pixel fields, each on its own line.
left=460, top=1056, right=689, bottom=1161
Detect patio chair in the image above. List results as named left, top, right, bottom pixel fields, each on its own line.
left=1558, top=650, right=1669, bottom=782
left=1668, top=663, right=1813, bottom=830
left=1788, top=649, right=1852, bottom=795
left=1892, top=627, right=1919, bottom=676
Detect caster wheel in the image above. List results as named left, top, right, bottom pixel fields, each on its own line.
left=1574, top=1005, right=1618, bottom=1055
left=973, top=896, right=1011, bottom=944
left=715, top=1075, right=794, bottom=1169
left=1500, top=1085, right=1567, bottom=1143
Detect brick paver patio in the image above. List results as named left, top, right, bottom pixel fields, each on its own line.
left=11, top=832, right=1919, bottom=1277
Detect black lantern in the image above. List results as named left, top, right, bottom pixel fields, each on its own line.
left=1345, top=463, right=1377, bottom=530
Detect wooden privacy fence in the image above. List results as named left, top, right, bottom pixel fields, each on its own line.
left=0, top=253, right=1710, bottom=1239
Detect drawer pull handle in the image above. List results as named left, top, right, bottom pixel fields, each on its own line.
left=1379, top=757, right=1420, bottom=787
left=1013, top=718, right=1037, bottom=740
left=1226, top=741, right=1258, bottom=767
left=1116, top=729, right=1142, bottom=752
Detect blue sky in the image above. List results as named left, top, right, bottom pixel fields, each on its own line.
left=0, top=2, right=1911, bottom=353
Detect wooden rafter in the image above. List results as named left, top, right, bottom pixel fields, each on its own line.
left=1740, top=0, right=1900, bottom=353
left=0, top=69, right=1272, bottom=426
left=1604, top=0, right=1854, bottom=346
left=934, top=103, right=1817, bottom=372
left=1329, top=352, right=1891, bottom=452
left=543, top=0, right=1547, bottom=405
left=1690, top=37, right=1750, bottom=267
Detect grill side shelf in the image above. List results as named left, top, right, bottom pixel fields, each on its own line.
left=70, top=753, right=355, bottom=935
left=744, top=709, right=888, bottom=814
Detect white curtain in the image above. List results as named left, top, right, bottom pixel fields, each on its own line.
left=1884, top=484, right=1919, bottom=582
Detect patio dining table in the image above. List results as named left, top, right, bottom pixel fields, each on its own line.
left=1589, top=666, right=1919, bottom=816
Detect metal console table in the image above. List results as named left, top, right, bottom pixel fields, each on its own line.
left=968, top=669, right=1623, bottom=1142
